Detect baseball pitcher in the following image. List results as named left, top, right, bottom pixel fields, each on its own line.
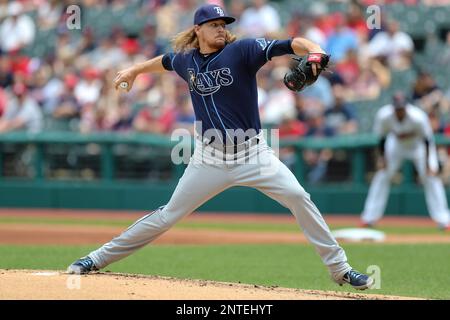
left=67, top=4, right=373, bottom=290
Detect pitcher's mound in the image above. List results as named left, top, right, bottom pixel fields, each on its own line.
left=0, top=269, right=417, bottom=300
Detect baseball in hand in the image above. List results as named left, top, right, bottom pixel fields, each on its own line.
left=119, top=82, right=129, bottom=90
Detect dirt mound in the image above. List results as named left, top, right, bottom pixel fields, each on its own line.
left=0, top=269, right=420, bottom=300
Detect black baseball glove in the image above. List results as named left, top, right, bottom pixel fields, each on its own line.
left=283, top=53, right=330, bottom=92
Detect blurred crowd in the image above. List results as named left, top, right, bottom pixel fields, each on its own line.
left=1, top=0, right=450, bottom=182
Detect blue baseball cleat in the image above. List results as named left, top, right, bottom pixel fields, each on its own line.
left=336, top=269, right=374, bottom=290
left=66, top=256, right=98, bottom=274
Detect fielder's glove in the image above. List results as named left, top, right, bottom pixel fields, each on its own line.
left=283, top=53, right=330, bottom=92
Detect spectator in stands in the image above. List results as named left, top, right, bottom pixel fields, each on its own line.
left=305, top=109, right=336, bottom=138
left=0, top=87, right=6, bottom=117
left=309, top=2, right=334, bottom=38
left=110, top=97, right=134, bottom=132
left=40, top=66, right=63, bottom=116
left=111, top=0, right=128, bottom=11
left=412, top=71, right=448, bottom=114
left=345, top=2, right=369, bottom=41
left=303, top=109, right=336, bottom=184
left=335, top=48, right=360, bottom=86
left=80, top=95, right=121, bottom=133
left=0, top=82, right=43, bottom=133
left=0, top=53, right=13, bottom=88
left=445, top=87, right=450, bottom=112
left=52, top=73, right=81, bottom=120
left=260, top=67, right=296, bottom=127
left=238, top=0, right=281, bottom=37
left=325, top=13, right=359, bottom=63
left=120, top=34, right=141, bottom=59
left=333, top=49, right=387, bottom=102
left=0, top=2, right=36, bottom=53
left=0, top=0, right=9, bottom=21
left=155, top=0, right=197, bottom=38
left=368, top=20, right=414, bottom=70
left=278, top=111, right=307, bottom=170
left=37, top=0, right=62, bottom=30
left=294, top=94, right=308, bottom=123
left=422, top=0, right=450, bottom=5
left=74, top=67, right=102, bottom=106
left=292, top=13, right=326, bottom=50
left=30, top=61, right=54, bottom=107
left=299, top=75, right=334, bottom=113
left=139, top=23, right=166, bottom=58
left=255, top=67, right=271, bottom=111
left=228, top=0, right=246, bottom=23
left=173, top=95, right=195, bottom=135
left=9, top=51, right=32, bottom=79
left=338, top=45, right=391, bottom=96
left=76, top=27, right=96, bottom=56
left=55, top=31, right=80, bottom=66
left=132, top=87, right=175, bottom=135
left=80, top=68, right=133, bottom=133
left=324, top=83, right=358, bottom=135
left=79, top=102, right=98, bottom=133
left=88, top=35, right=127, bottom=71
left=359, top=0, right=418, bottom=5
left=428, top=107, right=446, bottom=134
left=0, top=0, right=432, bottom=142
left=438, top=31, right=450, bottom=66
left=279, top=112, right=307, bottom=140
left=286, top=11, right=301, bottom=39
left=346, top=63, right=382, bottom=101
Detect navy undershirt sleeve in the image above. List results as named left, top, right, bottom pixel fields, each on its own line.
left=162, top=53, right=174, bottom=71
left=267, top=39, right=294, bottom=59
left=238, top=38, right=294, bottom=73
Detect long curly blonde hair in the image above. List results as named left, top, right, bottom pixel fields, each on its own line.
left=171, top=26, right=237, bottom=53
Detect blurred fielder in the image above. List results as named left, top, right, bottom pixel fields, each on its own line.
left=361, top=92, right=450, bottom=230
left=67, top=4, right=373, bottom=290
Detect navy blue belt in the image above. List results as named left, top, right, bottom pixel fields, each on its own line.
left=205, top=136, right=260, bottom=154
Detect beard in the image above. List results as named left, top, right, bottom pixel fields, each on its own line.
left=210, top=37, right=226, bottom=49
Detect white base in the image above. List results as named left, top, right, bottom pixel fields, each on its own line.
left=331, top=228, right=386, bottom=242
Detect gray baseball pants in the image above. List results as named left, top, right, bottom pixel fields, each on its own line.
left=89, top=134, right=351, bottom=280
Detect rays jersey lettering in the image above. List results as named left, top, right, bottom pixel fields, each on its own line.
left=187, top=67, right=234, bottom=96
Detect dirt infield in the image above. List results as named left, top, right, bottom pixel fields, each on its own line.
left=0, top=208, right=439, bottom=227
left=1, top=223, right=450, bottom=245
left=0, top=208, right=448, bottom=245
left=0, top=270, right=421, bottom=300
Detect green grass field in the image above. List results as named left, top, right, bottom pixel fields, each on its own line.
left=1, top=243, right=449, bottom=299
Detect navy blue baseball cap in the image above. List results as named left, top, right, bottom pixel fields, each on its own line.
left=392, top=91, right=408, bottom=109
left=194, top=4, right=235, bottom=26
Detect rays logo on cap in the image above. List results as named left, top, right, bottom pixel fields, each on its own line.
left=214, top=7, right=224, bottom=16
